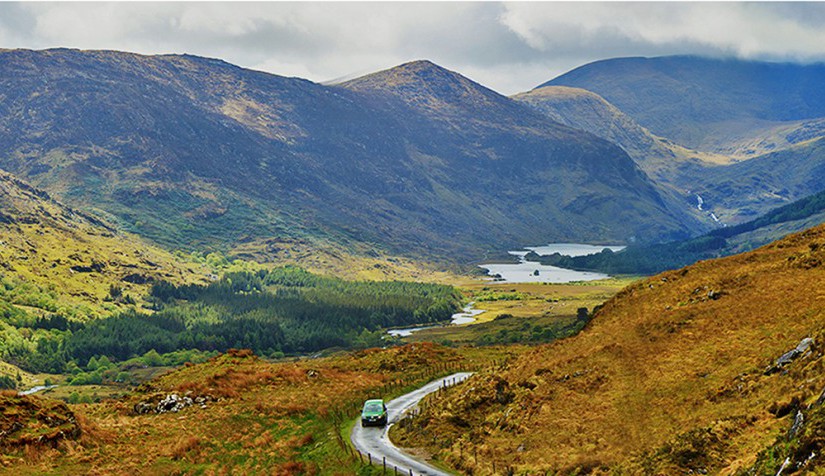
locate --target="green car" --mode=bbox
[361,399,388,427]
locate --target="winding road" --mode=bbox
[351,372,473,476]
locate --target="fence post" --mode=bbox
[383,456,387,474]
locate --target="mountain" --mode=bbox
[0,50,704,261]
[395,222,825,474]
[692,136,825,223]
[512,85,730,182]
[542,55,825,155]
[335,60,705,244]
[512,85,732,228]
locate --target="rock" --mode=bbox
[133,402,155,414]
[135,392,217,415]
[789,410,805,439]
[765,338,814,374]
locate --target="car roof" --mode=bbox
[364,399,384,404]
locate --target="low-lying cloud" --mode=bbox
[1,2,824,95]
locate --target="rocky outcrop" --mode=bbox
[765,338,814,375]
[0,394,81,448]
[133,392,218,415]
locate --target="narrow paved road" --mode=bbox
[351,372,473,476]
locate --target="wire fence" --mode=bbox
[326,357,515,475]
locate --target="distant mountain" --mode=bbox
[0,50,704,261]
[543,56,825,155]
[512,85,729,179]
[512,85,731,228]
[692,136,825,223]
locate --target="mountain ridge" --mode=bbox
[0,48,704,262]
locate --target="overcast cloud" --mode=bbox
[1,2,825,94]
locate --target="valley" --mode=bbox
[3,46,825,476]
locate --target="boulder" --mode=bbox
[765,338,815,374]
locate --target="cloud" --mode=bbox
[2,2,825,95]
[500,2,825,63]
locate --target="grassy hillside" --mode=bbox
[0,343,515,474]
[394,223,825,474]
[0,170,210,316]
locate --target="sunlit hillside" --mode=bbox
[0,343,518,474]
[0,170,210,317]
[395,223,825,474]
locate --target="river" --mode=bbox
[387,302,485,338]
[18,384,58,396]
[479,243,625,284]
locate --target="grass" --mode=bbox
[405,278,635,346]
[392,224,825,474]
[0,343,501,475]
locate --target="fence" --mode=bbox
[328,356,515,475]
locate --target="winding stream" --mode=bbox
[387,302,485,338]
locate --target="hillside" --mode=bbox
[512,85,732,229]
[543,55,825,154]
[0,344,509,474]
[512,85,731,180]
[0,170,218,378]
[0,49,704,263]
[395,223,825,474]
[337,60,704,244]
[693,137,825,223]
[526,187,825,276]
[0,170,466,375]
[0,170,209,315]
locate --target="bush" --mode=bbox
[0,375,16,390]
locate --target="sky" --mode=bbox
[2,2,825,95]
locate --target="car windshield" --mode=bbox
[364,402,383,413]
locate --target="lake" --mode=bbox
[479,243,625,284]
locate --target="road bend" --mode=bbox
[350,372,473,476]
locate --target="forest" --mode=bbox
[0,266,462,378]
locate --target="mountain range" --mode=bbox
[538,55,825,227]
[0,49,823,270]
[0,49,705,265]
[543,55,825,156]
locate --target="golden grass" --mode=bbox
[407,278,634,345]
[0,343,487,475]
[395,224,825,474]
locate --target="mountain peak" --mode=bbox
[338,58,513,118]
[340,59,468,91]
